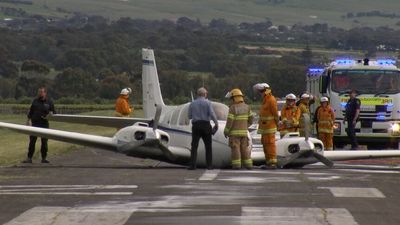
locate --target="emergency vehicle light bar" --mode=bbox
[307,68,324,76]
[334,59,355,65]
[376,59,396,65]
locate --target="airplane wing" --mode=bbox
[0,122,117,151]
[324,150,400,161]
[0,121,190,165]
[49,114,152,128]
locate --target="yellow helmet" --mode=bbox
[231,88,243,97]
[225,88,244,98]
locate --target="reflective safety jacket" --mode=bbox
[224,102,253,137]
[298,102,310,129]
[257,93,279,134]
[317,105,335,134]
[115,95,132,117]
[280,104,301,134]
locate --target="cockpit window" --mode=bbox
[179,104,190,125]
[178,102,229,125]
[211,102,229,121]
[171,108,180,125]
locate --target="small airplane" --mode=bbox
[1,48,400,169]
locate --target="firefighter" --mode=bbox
[115,88,133,117]
[224,88,254,169]
[298,93,312,137]
[253,83,279,169]
[316,97,335,150]
[280,93,301,137]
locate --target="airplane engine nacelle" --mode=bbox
[114,124,170,146]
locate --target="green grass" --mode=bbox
[1,0,399,28]
[0,109,144,166]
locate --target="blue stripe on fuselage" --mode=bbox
[142,59,154,65]
[158,125,191,135]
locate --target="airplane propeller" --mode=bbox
[278,114,334,168]
[152,104,177,161]
[152,104,162,131]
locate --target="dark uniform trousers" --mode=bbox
[28,121,49,159]
[346,119,358,149]
[190,121,212,168]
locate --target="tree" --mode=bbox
[15,76,52,99]
[99,73,131,99]
[0,59,18,78]
[21,60,50,77]
[0,78,16,99]
[53,68,98,98]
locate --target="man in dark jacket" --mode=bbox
[23,87,56,163]
[344,89,361,150]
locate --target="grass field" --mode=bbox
[1,0,400,28]
[0,109,143,166]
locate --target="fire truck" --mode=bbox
[307,58,400,149]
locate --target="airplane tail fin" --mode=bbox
[142,48,165,118]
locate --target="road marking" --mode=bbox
[0,185,137,196]
[199,169,220,181]
[0,185,138,188]
[223,170,301,175]
[4,206,133,225]
[241,207,359,225]
[218,176,299,183]
[307,176,342,181]
[335,169,400,174]
[0,192,133,195]
[334,163,400,169]
[319,187,385,198]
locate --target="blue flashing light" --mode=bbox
[376,115,386,121]
[377,59,396,66]
[307,68,324,76]
[335,59,355,65]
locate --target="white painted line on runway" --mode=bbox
[0,192,133,195]
[319,187,385,198]
[219,176,299,183]
[307,176,342,181]
[0,185,137,195]
[335,169,400,174]
[223,170,301,175]
[199,169,220,181]
[0,185,138,188]
[241,207,359,225]
[334,163,400,169]
[4,206,133,225]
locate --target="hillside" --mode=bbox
[1,0,400,28]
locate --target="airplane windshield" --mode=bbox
[331,70,400,94]
[211,102,229,121]
[178,102,228,126]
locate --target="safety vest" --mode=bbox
[224,102,253,137]
[317,106,335,134]
[280,104,301,134]
[257,93,279,134]
[298,102,310,129]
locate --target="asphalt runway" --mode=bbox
[1,148,400,225]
